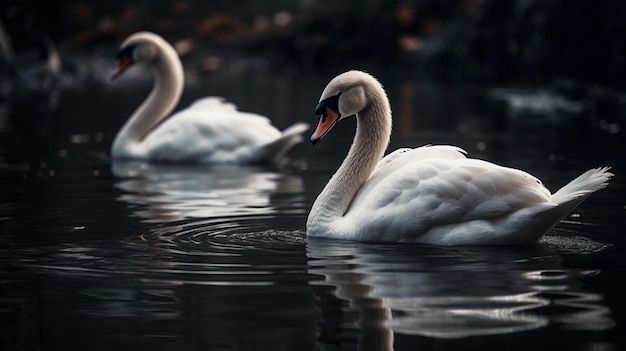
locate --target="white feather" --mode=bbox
[306,71,613,245]
[111,32,308,164]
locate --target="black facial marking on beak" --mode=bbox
[315,102,328,124]
[314,101,327,117]
[314,92,341,118]
[111,45,137,80]
[116,46,135,60]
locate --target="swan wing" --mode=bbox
[376,145,467,171]
[142,103,282,163]
[354,145,468,205]
[346,156,553,243]
[188,96,240,113]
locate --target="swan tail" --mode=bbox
[550,167,613,205]
[533,167,613,233]
[255,122,309,163]
[280,122,310,139]
[498,168,613,245]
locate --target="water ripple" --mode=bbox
[308,236,615,342]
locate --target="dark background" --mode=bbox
[2,2,626,351]
[3,0,626,87]
[2,0,625,175]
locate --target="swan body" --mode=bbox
[111,32,308,164]
[306,70,612,245]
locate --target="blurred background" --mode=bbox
[2,2,626,350]
[1,0,625,171]
[2,0,625,162]
[3,0,626,86]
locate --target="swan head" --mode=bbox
[111,32,162,80]
[311,70,378,144]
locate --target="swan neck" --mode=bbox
[310,95,391,228]
[112,42,184,158]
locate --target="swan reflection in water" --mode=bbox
[110,159,307,289]
[307,237,614,349]
[112,160,305,223]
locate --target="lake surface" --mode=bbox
[1,70,625,350]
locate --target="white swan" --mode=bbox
[306,70,613,245]
[111,32,308,164]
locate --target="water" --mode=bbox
[1,71,625,350]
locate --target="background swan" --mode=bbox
[111,32,308,164]
[307,70,612,245]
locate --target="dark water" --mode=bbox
[1,71,625,351]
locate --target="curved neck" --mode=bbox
[309,90,392,229]
[112,43,184,158]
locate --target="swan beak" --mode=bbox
[111,48,134,80]
[311,95,341,145]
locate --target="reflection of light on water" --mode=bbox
[129,222,306,287]
[386,292,549,338]
[14,161,307,290]
[308,238,614,346]
[108,161,308,287]
[23,216,307,289]
[112,161,304,223]
[551,291,614,331]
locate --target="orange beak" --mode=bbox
[311,107,340,144]
[311,94,341,145]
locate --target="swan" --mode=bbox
[306,70,612,245]
[110,32,308,164]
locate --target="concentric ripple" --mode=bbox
[142,214,308,255]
